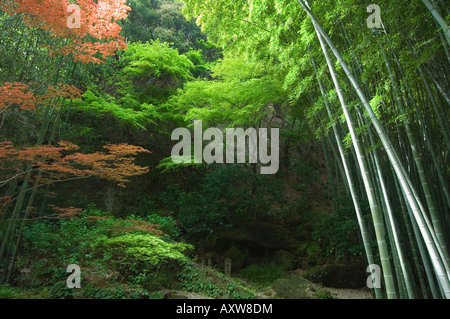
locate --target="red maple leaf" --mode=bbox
[2,0,131,64]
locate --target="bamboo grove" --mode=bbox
[180,0,450,299]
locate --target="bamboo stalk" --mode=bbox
[297,0,450,297]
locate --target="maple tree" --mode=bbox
[0,82,36,113]
[48,205,83,219]
[0,81,83,116]
[1,0,131,64]
[37,83,84,105]
[0,141,151,188]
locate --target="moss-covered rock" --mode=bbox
[272,278,309,299]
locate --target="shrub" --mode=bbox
[312,196,368,258]
[18,206,193,297]
[177,261,256,299]
[95,233,193,282]
[274,250,297,271]
[239,264,285,286]
[126,213,181,238]
[297,241,323,265]
[0,285,21,299]
[146,213,180,238]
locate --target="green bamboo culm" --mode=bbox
[297,0,450,298]
[310,54,383,299]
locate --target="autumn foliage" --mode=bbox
[36,83,84,107]
[0,81,84,115]
[48,205,83,219]
[1,0,131,64]
[0,82,36,112]
[86,215,164,236]
[0,141,151,187]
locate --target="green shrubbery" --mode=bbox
[160,165,287,238]
[12,205,192,298]
[312,196,368,259]
[239,264,285,286]
[97,233,192,281]
[177,261,256,299]
[297,241,323,265]
[0,284,47,299]
[8,205,265,299]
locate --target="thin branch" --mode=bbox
[10,174,93,203]
[5,214,66,221]
[0,169,36,187]
[31,54,71,94]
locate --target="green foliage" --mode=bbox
[184,49,212,78]
[3,0,448,301]
[122,0,208,54]
[0,285,19,299]
[72,90,159,130]
[312,196,366,258]
[120,195,181,238]
[146,214,180,238]
[274,250,297,271]
[96,233,193,279]
[157,156,203,173]
[165,53,289,127]
[0,284,44,299]
[239,264,285,286]
[272,278,309,299]
[161,185,228,237]
[121,41,194,82]
[80,283,151,299]
[298,241,323,265]
[160,165,286,237]
[177,261,256,298]
[313,287,333,299]
[23,209,115,265]
[17,206,193,297]
[295,161,319,182]
[68,39,198,144]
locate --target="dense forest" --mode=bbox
[0,0,449,301]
